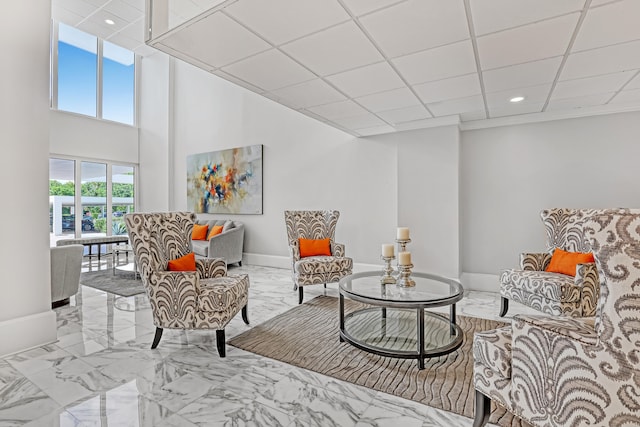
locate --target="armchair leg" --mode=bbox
[216,329,226,357]
[151,327,163,349]
[499,297,509,317]
[473,390,491,427]
[324,283,326,288]
[242,304,249,324]
[238,261,242,267]
[293,284,298,291]
[298,286,304,304]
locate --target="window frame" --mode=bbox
[50,20,138,127]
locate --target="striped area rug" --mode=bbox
[229,295,526,427]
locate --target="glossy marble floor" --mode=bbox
[0,264,540,427]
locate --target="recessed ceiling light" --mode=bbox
[510,96,525,103]
[105,19,115,25]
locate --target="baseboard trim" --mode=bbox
[460,272,499,293]
[0,310,57,357]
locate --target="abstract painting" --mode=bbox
[187,144,263,214]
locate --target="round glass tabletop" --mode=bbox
[339,270,464,308]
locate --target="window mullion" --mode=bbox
[51,20,59,109]
[97,38,103,119]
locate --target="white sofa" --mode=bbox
[50,244,83,308]
[191,219,244,266]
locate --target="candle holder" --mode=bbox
[397,263,416,288]
[380,255,397,285]
[395,238,411,276]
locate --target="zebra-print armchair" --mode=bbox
[125,212,249,357]
[284,210,353,304]
[473,209,640,427]
[499,208,600,317]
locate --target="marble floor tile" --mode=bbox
[0,263,534,426]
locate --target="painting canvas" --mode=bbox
[187,144,263,214]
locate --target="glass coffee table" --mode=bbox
[339,271,464,369]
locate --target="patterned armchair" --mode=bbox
[473,209,640,427]
[284,210,353,304]
[125,212,249,357]
[499,208,599,317]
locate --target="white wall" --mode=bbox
[368,126,461,278]
[50,110,138,163]
[138,52,171,212]
[0,0,57,356]
[168,61,397,265]
[461,111,640,287]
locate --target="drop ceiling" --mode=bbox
[53,0,640,136]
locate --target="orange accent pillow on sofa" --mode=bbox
[168,252,196,271]
[192,224,208,240]
[545,248,595,277]
[299,238,331,258]
[207,225,224,240]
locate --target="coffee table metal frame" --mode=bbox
[339,271,464,369]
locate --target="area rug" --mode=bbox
[229,295,527,427]
[80,269,145,297]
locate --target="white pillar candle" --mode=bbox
[398,251,411,265]
[397,227,410,240]
[382,244,394,257]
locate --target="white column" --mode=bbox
[53,197,63,236]
[396,125,461,278]
[0,0,57,356]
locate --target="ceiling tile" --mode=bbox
[342,0,405,17]
[121,0,144,12]
[307,100,369,120]
[55,0,97,18]
[359,0,469,58]
[355,87,421,112]
[460,110,487,121]
[609,88,640,104]
[486,84,552,108]
[427,95,485,117]
[546,92,614,110]
[160,12,271,68]
[625,73,640,90]
[222,49,315,91]
[392,40,477,85]
[83,0,109,7]
[169,1,202,20]
[118,17,145,42]
[477,13,579,70]
[270,79,346,108]
[225,0,350,45]
[561,39,640,80]
[470,0,584,36]
[106,32,141,50]
[53,8,85,26]
[573,0,640,52]
[333,113,387,129]
[281,21,383,76]
[490,102,544,117]
[376,105,431,124]
[413,74,481,104]
[103,0,144,22]
[86,9,131,31]
[77,20,117,39]
[483,57,562,93]
[590,0,619,6]
[553,71,635,100]
[326,62,405,98]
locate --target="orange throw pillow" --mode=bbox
[299,238,331,258]
[167,252,196,271]
[207,225,224,240]
[545,248,595,277]
[192,224,208,240]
